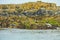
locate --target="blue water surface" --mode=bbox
[0,28,60,40]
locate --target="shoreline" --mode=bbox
[0,28,60,30]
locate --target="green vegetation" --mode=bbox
[0,1,60,29]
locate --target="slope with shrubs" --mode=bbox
[0,1,60,29]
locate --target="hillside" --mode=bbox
[0,1,60,29]
[0,1,58,12]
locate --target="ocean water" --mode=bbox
[0,28,60,40]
